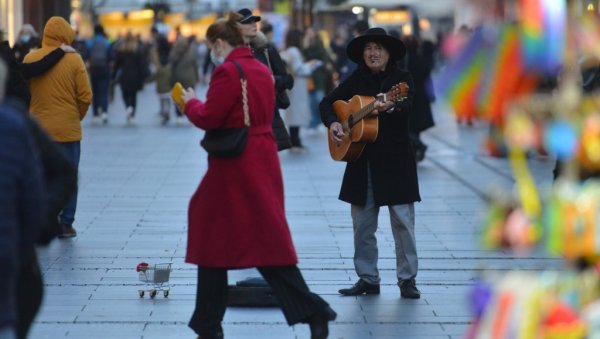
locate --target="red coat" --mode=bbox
[184,47,298,268]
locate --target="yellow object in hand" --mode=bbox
[171,82,185,112]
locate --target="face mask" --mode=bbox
[20,34,31,43]
[210,49,225,66]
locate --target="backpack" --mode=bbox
[89,38,108,68]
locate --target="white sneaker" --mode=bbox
[101,112,108,124]
[126,107,134,125]
[91,116,100,125]
[175,116,185,125]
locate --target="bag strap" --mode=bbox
[263,49,273,73]
[231,60,250,127]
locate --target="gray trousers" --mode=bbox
[350,173,418,284]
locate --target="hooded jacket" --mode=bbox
[24,16,92,142]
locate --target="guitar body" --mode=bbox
[329,95,379,162]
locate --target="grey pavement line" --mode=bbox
[426,156,492,201]
[426,131,516,183]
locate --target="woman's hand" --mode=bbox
[330,122,345,142]
[60,43,76,53]
[182,87,197,104]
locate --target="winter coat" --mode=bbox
[319,64,421,207]
[250,32,294,109]
[151,63,172,94]
[404,43,435,133]
[0,40,65,107]
[23,17,92,142]
[0,104,45,330]
[183,46,298,268]
[250,32,293,151]
[280,46,312,127]
[113,49,146,92]
[169,36,198,88]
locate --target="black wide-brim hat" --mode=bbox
[346,27,406,64]
[238,8,261,24]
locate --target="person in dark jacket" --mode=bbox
[12,24,41,62]
[113,33,146,124]
[403,35,435,162]
[85,24,112,124]
[320,27,422,299]
[238,7,293,151]
[0,40,73,107]
[0,61,46,339]
[1,37,77,339]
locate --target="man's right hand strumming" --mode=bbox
[330,122,344,142]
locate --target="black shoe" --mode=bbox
[399,279,420,299]
[308,305,337,339]
[338,280,380,296]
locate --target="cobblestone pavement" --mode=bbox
[31,83,560,338]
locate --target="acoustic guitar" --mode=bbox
[329,82,409,162]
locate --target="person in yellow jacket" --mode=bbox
[24,16,92,238]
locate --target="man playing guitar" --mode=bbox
[319,27,422,299]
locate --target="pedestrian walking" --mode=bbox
[2,36,78,339]
[238,7,293,151]
[302,27,334,132]
[23,16,92,239]
[402,34,436,162]
[319,27,422,299]
[280,29,321,152]
[170,28,199,125]
[180,13,336,339]
[149,26,172,124]
[0,60,47,339]
[12,24,41,62]
[85,24,112,124]
[113,32,146,125]
[0,39,73,107]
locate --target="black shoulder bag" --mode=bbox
[200,61,250,157]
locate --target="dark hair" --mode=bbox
[285,29,303,49]
[260,21,273,35]
[94,24,105,36]
[352,20,369,35]
[206,12,245,47]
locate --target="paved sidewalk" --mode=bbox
[31,84,561,339]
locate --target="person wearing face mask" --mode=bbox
[319,28,422,299]
[180,12,336,339]
[13,24,41,63]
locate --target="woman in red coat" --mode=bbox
[181,13,336,339]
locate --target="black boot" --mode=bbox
[338,280,380,296]
[399,279,420,299]
[307,305,337,339]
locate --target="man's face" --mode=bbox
[240,21,258,42]
[363,42,390,72]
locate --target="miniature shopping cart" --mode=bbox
[137,262,171,298]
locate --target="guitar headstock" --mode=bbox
[387,82,409,101]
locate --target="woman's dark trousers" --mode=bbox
[189,265,328,337]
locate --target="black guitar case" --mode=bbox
[227,277,279,307]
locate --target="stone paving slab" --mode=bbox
[31,84,562,338]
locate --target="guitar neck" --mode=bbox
[348,93,393,128]
[350,102,377,127]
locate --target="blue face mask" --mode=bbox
[20,34,31,43]
[210,50,225,66]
